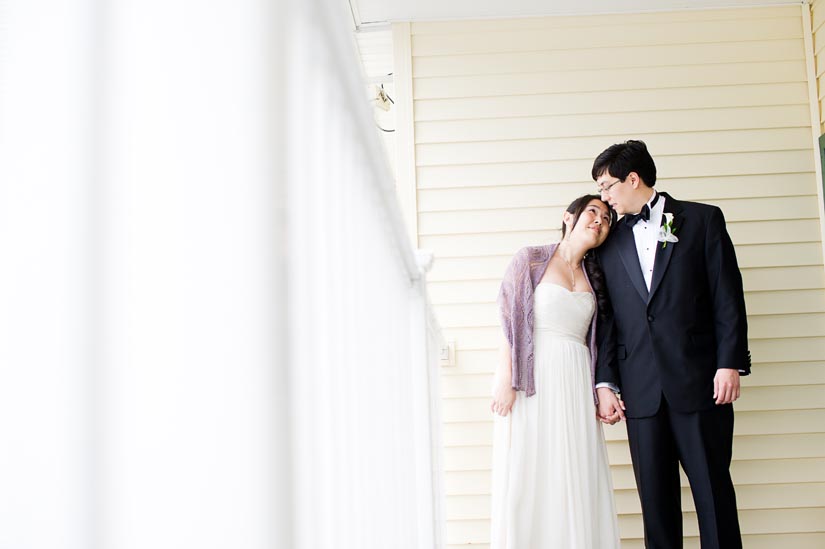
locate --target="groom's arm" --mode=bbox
[704,206,751,375]
[596,310,625,422]
[594,248,621,392]
[596,310,621,390]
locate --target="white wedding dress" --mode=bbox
[491,283,621,548]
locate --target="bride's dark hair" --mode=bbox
[560,194,617,321]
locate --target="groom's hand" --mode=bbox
[596,387,625,425]
[713,368,741,405]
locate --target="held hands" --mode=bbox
[713,369,741,405]
[596,387,626,425]
[491,381,517,417]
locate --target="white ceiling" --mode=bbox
[350,0,801,25]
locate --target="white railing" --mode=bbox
[285,1,444,548]
[0,0,443,547]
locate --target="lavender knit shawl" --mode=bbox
[497,243,599,401]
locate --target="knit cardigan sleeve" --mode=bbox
[497,247,536,395]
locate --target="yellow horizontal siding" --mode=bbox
[622,532,825,549]
[446,483,825,521]
[415,83,809,121]
[399,4,825,546]
[414,61,806,99]
[411,6,802,35]
[417,150,814,188]
[620,508,825,537]
[448,533,825,549]
[416,105,811,143]
[444,510,825,545]
[413,40,804,77]
[812,0,825,33]
[415,129,813,166]
[411,17,802,56]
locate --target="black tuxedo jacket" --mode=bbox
[596,193,751,418]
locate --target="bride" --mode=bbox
[490,194,622,548]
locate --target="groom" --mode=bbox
[592,140,750,548]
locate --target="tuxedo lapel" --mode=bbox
[648,193,685,303]
[615,221,649,303]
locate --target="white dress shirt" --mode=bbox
[634,191,664,291]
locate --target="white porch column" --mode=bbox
[0,0,95,547]
[0,0,290,547]
[96,0,289,547]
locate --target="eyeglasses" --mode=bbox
[597,178,623,194]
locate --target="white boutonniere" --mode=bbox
[658,212,679,249]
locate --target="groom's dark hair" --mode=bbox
[591,139,657,187]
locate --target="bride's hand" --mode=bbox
[596,387,625,425]
[491,381,517,416]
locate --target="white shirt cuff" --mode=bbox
[595,382,620,394]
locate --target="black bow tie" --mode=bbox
[625,193,660,226]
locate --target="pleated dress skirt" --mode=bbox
[490,283,621,548]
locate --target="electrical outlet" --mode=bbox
[439,340,455,367]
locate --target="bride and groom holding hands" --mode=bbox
[491,140,751,548]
